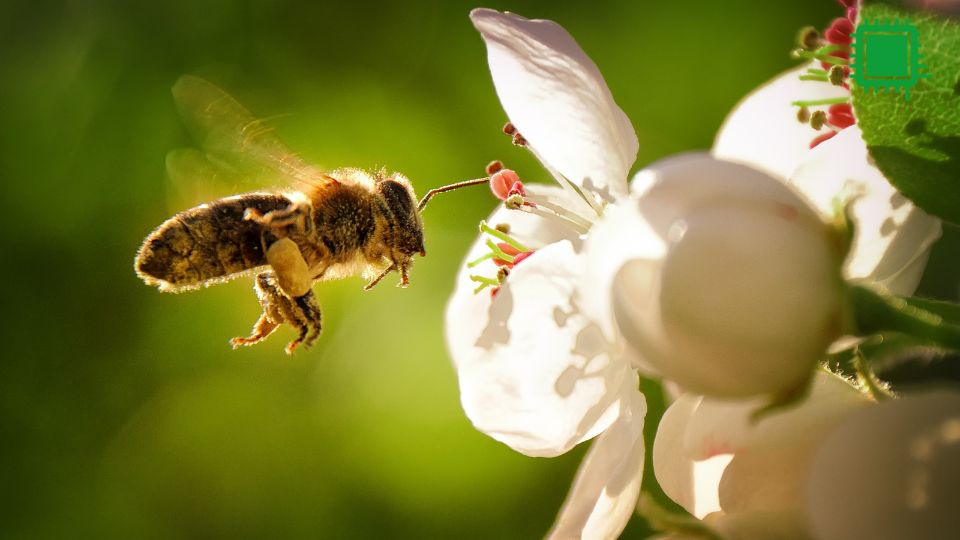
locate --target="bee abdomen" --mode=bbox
[135,193,292,292]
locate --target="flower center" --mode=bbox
[790,0,858,148]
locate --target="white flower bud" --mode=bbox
[612,155,846,397]
[807,389,960,540]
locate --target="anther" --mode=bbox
[505,193,524,210]
[502,122,517,135]
[810,110,828,130]
[797,106,811,123]
[512,133,528,147]
[486,160,504,175]
[797,26,821,51]
[495,223,511,234]
[829,65,847,86]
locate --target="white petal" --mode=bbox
[580,203,666,373]
[789,126,942,295]
[653,373,867,518]
[807,389,960,540]
[447,185,583,375]
[712,62,847,181]
[447,238,633,457]
[652,393,730,519]
[703,509,810,540]
[471,8,637,199]
[548,387,646,540]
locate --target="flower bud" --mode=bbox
[613,155,846,398]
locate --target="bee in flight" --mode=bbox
[135,76,486,353]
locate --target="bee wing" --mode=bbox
[171,75,335,192]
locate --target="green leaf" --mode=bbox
[851,1,960,224]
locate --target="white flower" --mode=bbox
[807,389,960,540]
[448,9,646,539]
[713,64,942,296]
[447,8,943,539]
[652,371,870,539]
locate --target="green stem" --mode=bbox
[800,74,829,81]
[850,285,960,351]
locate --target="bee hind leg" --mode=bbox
[230,271,322,354]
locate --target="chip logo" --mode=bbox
[850,18,929,100]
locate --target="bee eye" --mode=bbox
[379,179,415,217]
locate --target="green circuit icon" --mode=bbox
[850,18,928,101]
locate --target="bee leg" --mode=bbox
[244,200,312,233]
[230,271,322,354]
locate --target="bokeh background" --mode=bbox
[1,0,957,538]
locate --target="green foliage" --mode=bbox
[852,1,960,224]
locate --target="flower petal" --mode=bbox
[447,184,584,375]
[471,8,637,199]
[447,236,633,457]
[580,203,667,371]
[548,387,646,540]
[652,393,731,519]
[789,126,942,295]
[807,389,960,540]
[712,63,848,181]
[653,372,868,519]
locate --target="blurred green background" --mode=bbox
[1,0,957,538]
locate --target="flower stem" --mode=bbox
[850,285,960,351]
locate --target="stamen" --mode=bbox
[485,238,516,264]
[467,252,495,268]
[495,223,511,234]
[518,204,590,235]
[470,274,500,294]
[791,44,850,65]
[796,106,811,123]
[523,193,594,230]
[810,110,828,130]
[486,160,504,175]
[480,221,531,252]
[796,26,821,51]
[522,144,603,218]
[828,65,847,86]
[791,96,850,107]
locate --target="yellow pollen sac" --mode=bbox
[266,238,312,298]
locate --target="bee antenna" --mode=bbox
[417,177,490,213]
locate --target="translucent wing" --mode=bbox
[171,75,333,191]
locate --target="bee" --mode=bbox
[135,76,486,354]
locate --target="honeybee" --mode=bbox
[135,76,486,353]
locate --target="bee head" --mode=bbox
[377,174,426,260]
